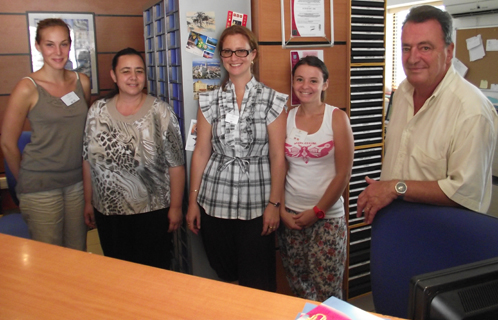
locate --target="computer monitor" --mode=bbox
[408,257,498,320]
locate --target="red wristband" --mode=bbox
[313,206,325,219]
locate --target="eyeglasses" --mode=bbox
[220,49,252,58]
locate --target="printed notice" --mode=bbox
[486,39,498,51]
[291,0,325,37]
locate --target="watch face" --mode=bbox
[396,182,407,194]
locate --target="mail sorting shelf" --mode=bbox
[348,225,372,299]
[350,66,385,148]
[348,147,383,227]
[348,0,386,301]
[143,0,189,274]
[351,0,386,64]
[346,147,381,299]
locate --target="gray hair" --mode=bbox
[403,5,453,46]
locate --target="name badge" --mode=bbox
[225,113,239,124]
[61,91,80,106]
[289,128,308,142]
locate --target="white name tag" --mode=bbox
[289,128,308,142]
[225,113,239,124]
[60,91,80,106]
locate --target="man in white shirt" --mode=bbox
[357,5,498,224]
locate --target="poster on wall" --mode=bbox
[27,12,99,94]
[290,50,324,106]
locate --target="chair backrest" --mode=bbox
[4,131,32,206]
[370,200,498,318]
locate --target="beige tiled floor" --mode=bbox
[86,228,103,255]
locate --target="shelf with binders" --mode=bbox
[143,0,188,274]
[349,224,372,293]
[346,0,386,301]
[348,146,383,227]
[348,233,372,298]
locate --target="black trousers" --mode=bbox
[200,207,276,292]
[94,208,173,269]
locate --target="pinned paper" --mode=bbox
[490,84,498,91]
[466,35,481,49]
[480,80,488,89]
[467,34,486,61]
[486,39,498,51]
[453,58,468,77]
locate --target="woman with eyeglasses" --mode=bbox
[186,25,288,292]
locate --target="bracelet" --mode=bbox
[268,200,281,208]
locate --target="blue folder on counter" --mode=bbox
[297,296,386,320]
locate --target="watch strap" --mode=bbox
[313,206,325,219]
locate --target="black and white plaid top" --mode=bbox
[197,77,288,220]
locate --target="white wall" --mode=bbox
[387,0,498,28]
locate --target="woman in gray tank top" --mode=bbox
[1,18,91,250]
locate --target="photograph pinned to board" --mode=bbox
[226,11,247,27]
[186,11,215,33]
[186,31,218,58]
[185,119,198,151]
[27,12,99,94]
[290,50,324,106]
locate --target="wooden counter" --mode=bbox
[0,234,404,319]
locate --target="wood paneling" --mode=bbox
[95,16,145,52]
[252,0,348,43]
[0,56,32,95]
[2,0,151,15]
[0,15,29,54]
[97,53,114,91]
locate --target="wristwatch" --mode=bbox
[395,180,407,199]
[313,206,325,219]
[268,200,280,208]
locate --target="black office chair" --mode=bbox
[0,131,32,238]
[370,200,498,318]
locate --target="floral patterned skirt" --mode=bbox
[277,214,347,301]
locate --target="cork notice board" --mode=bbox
[455,27,498,88]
